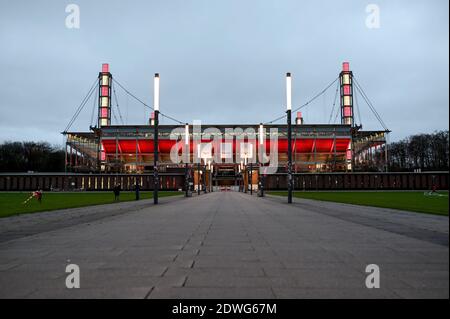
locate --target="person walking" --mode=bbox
[113,184,121,201]
[135,181,140,201]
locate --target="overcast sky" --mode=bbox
[0,0,448,145]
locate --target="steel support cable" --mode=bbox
[112,77,185,125]
[291,77,339,114]
[353,84,363,126]
[353,77,389,130]
[110,84,119,125]
[65,78,97,132]
[89,85,98,127]
[112,81,125,125]
[112,77,153,109]
[333,100,341,124]
[111,103,119,124]
[68,84,96,130]
[353,76,387,129]
[264,77,339,125]
[328,80,340,124]
[356,84,387,130]
[265,113,287,125]
[354,80,382,125]
[64,77,98,132]
[159,112,185,125]
[66,81,97,132]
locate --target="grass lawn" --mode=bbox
[0,191,182,218]
[268,191,449,216]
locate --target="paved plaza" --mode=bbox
[0,192,448,298]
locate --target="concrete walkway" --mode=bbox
[0,192,448,298]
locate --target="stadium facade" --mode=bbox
[63,63,389,189]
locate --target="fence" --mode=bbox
[0,171,448,191]
[264,172,449,190]
[0,173,185,191]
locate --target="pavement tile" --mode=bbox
[0,192,447,298]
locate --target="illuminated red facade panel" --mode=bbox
[98,63,112,128]
[101,86,109,96]
[346,149,352,160]
[101,138,351,156]
[344,107,352,117]
[343,85,351,95]
[342,62,350,72]
[340,61,353,128]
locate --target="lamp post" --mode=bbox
[153,73,160,205]
[211,163,214,192]
[244,155,248,193]
[250,162,253,195]
[204,165,207,193]
[197,160,201,195]
[286,72,293,204]
[249,145,253,195]
[239,160,243,192]
[207,160,212,193]
[185,123,189,197]
[259,123,265,197]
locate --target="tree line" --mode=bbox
[388,130,449,171]
[0,131,448,173]
[0,141,65,172]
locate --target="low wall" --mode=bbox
[0,173,185,191]
[264,171,449,190]
[0,171,448,191]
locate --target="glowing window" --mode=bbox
[344,106,352,117]
[101,86,109,96]
[101,108,108,117]
[343,96,351,106]
[100,119,108,126]
[346,150,352,160]
[197,143,212,159]
[342,74,351,85]
[343,85,351,95]
[343,62,350,72]
[102,75,109,86]
[101,97,109,107]
[220,143,233,159]
[240,143,253,159]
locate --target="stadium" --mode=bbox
[60,62,391,191]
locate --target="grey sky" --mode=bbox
[0,0,448,145]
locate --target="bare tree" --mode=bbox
[387,130,449,171]
[0,141,65,172]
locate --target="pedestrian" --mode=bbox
[135,182,140,201]
[113,184,121,201]
[23,189,42,205]
[35,189,42,204]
